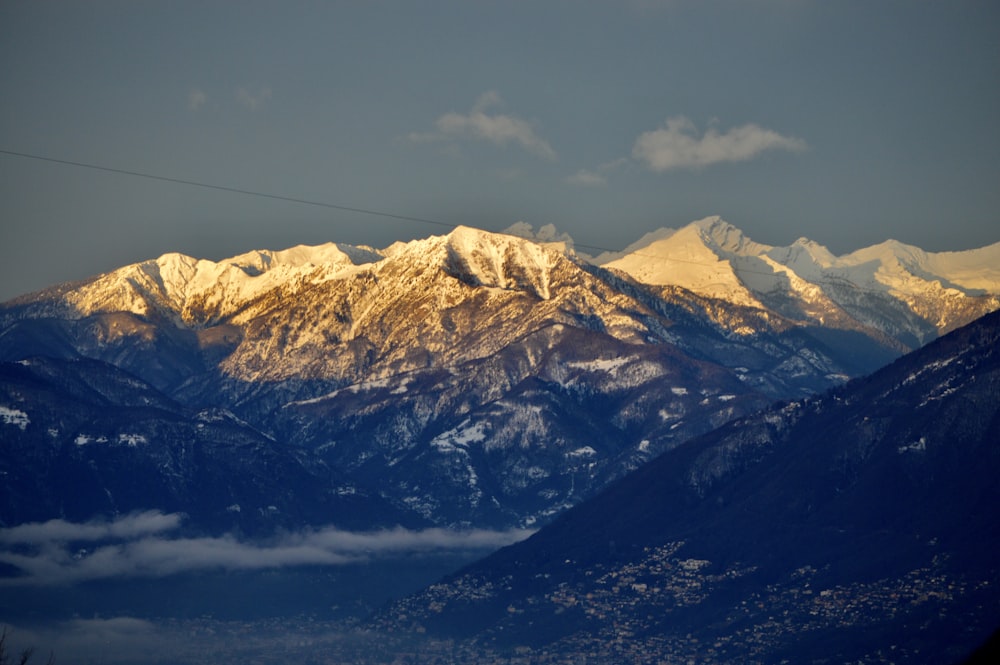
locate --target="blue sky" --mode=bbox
[1,1,998,301]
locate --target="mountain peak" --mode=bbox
[58,241,385,326]
[767,237,837,274]
[597,219,761,306]
[845,238,928,267]
[503,221,574,248]
[596,218,999,345]
[223,242,382,275]
[442,226,563,297]
[690,216,772,257]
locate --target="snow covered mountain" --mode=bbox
[1,221,997,531]
[598,216,1000,348]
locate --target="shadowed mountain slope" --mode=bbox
[374,309,1000,663]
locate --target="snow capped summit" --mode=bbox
[690,215,769,256]
[598,217,762,307]
[3,219,995,353]
[58,242,383,326]
[2,218,997,532]
[442,225,563,298]
[598,217,1000,346]
[225,242,382,275]
[839,238,1000,296]
[766,238,837,276]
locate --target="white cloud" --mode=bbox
[236,86,272,111]
[565,169,607,187]
[0,512,533,586]
[409,91,556,160]
[188,89,207,111]
[632,116,807,171]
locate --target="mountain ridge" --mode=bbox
[372,309,1000,663]
[1,219,997,531]
[7,218,998,336]
[598,216,1000,346]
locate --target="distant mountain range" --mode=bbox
[1,219,998,532]
[371,309,1000,664]
[593,217,1000,350]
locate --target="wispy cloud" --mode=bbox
[0,512,532,586]
[565,169,607,187]
[409,91,556,160]
[565,157,630,188]
[632,116,807,171]
[188,88,207,111]
[236,86,272,111]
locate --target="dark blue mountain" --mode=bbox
[0,356,422,534]
[373,310,1000,664]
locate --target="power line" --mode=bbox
[0,148,456,232]
[0,147,645,257]
[0,147,873,293]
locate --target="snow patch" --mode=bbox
[525,466,549,480]
[296,375,415,405]
[391,377,414,394]
[432,420,488,452]
[356,377,392,392]
[919,383,961,407]
[0,406,29,430]
[902,356,958,386]
[567,357,630,374]
[659,408,683,422]
[117,433,148,447]
[897,437,927,454]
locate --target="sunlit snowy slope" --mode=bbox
[1,220,997,530]
[598,216,1000,347]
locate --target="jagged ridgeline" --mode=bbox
[1,219,998,531]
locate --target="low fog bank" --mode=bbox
[0,512,533,663]
[0,511,532,586]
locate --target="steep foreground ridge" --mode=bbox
[369,309,1000,663]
